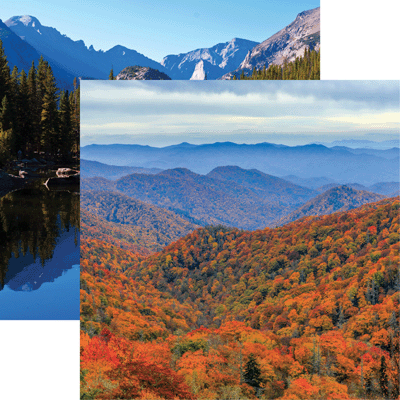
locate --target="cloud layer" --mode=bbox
[81,81,399,146]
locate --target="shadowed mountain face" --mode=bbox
[82,166,316,230]
[81,159,162,180]
[277,185,385,226]
[5,16,167,79]
[81,142,399,186]
[207,166,315,204]
[0,18,75,89]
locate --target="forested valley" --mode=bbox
[80,196,399,400]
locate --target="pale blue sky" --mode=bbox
[2,0,319,62]
[81,81,400,147]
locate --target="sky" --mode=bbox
[81,80,400,147]
[2,0,319,62]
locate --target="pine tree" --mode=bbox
[58,90,73,160]
[244,353,263,389]
[109,68,114,80]
[1,95,13,132]
[0,39,10,101]
[40,65,59,156]
[9,66,21,151]
[27,61,40,155]
[17,70,31,154]
[69,78,80,155]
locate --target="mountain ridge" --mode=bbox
[5,15,167,79]
[81,141,399,185]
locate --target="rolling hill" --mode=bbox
[81,142,399,185]
[80,197,400,399]
[81,190,200,253]
[277,185,385,226]
[81,159,162,180]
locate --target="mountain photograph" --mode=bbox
[1,3,320,80]
[79,80,399,399]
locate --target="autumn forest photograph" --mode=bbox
[79,81,399,400]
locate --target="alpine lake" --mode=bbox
[0,162,80,320]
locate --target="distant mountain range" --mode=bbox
[81,142,399,186]
[81,167,292,230]
[81,159,162,180]
[316,139,399,150]
[81,161,396,232]
[3,7,319,81]
[161,38,259,80]
[4,15,167,80]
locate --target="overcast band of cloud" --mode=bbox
[81,81,400,147]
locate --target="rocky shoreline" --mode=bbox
[0,160,80,198]
[0,170,27,198]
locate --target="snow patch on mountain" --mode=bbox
[221,7,320,79]
[190,60,206,80]
[162,37,259,80]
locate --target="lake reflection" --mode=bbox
[0,180,80,319]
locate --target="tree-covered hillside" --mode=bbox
[81,198,399,400]
[234,48,320,80]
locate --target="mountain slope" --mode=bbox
[161,37,259,80]
[81,142,400,185]
[277,185,385,226]
[0,18,75,89]
[81,159,162,180]
[222,7,320,79]
[80,197,400,399]
[5,15,167,79]
[81,190,200,253]
[114,168,285,230]
[206,165,315,205]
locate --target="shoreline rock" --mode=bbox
[0,169,27,198]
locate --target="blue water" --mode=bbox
[0,228,80,320]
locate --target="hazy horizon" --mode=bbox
[81,80,399,148]
[81,134,400,148]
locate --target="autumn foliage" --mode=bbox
[81,198,400,399]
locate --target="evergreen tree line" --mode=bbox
[0,40,80,166]
[234,47,320,80]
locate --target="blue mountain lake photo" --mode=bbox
[0,175,80,320]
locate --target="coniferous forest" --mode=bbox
[234,48,320,80]
[0,39,79,167]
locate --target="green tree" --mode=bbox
[27,61,40,154]
[69,78,80,154]
[0,39,10,101]
[244,353,263,390]
[109,68,114,80]
[40,65,59,155]
[58,90,73,160]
